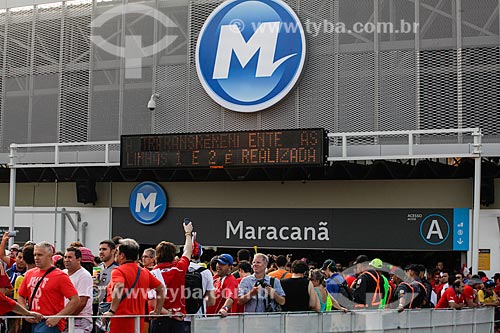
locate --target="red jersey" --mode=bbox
[206,274,238,315]
[462,285,476,304]
[18,267,78,332]
[0,292,16,315]
[155,256,190,315]
[435,287,464,309]
[345,275,356,289]
[107,263,161,333]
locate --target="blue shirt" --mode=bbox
[326,273,345,298]
[238,274,286,313]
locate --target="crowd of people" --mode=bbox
[0,222,498,333]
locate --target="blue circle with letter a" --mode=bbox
[129,181,167,225]
[420,214,450,245]
[196,0,306,112]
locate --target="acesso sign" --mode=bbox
[129,181,167,225]
[196,0,306,112]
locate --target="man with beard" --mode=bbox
[206,254,238,317]
[93,240,119,330]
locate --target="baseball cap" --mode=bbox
[79,247,94,263]
[216,254,233,266]
[467,277,483,286]
[10,244,20,252]
[191,241,203,258]
[405,264,421,273]
[52,254,62,265]
[354,255,369,265]
[369,258,383,269]
[321,259,335,271]
[484,280,495,289]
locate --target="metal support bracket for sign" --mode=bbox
[8,141,120,248]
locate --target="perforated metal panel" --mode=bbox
[155,64,188,133]
[0,12,5,149]
[296,1,335,131]
[184,0,222,133]
[462,47,500,142]
[379,50,416,132]
[338,52,376,143]
[59,1,92,143]
[419,49,458,136]
[6,9,33,78]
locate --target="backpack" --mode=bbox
[332,275,353,303]
[184,267,207,314]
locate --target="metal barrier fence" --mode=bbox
[191,308,495,333]
[0,308,495,333]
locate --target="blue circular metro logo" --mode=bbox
[196,0,306,112]
[129,181,167,225]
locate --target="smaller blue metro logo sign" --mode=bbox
[129,181,167,225]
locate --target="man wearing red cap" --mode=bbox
[63,247,93,333]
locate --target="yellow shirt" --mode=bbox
[13,274,24,300]
[478,289,498,304]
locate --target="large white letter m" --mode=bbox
[135,193,161,213]
[212,22,296,79]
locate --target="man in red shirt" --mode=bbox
[102,238,165,333]
[206,254,239,317]
[150,221,193,333]
[435,279,465,309]
[463,276,482,308]
[18,241,80,332]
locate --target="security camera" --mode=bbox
[147,93,159,111]
[147,98,156,111]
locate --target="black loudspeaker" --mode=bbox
[480,177,495,206]
[76,179,97,204]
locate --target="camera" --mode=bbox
[254,279,269,288]
[147,98,156,111]
[147,93,159,111]
[7,230,17,237]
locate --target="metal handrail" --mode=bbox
[9,140,120,169]
[327,127,482,161]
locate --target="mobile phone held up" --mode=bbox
[7,230,17,237]
[183,218,191,225]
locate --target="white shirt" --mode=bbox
[64,267,93,317]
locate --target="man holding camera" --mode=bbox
[206,254,238,317]
[238,253,285,312]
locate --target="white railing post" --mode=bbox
[67,316,75,333]
[8,144,17,248]
[134,316,141,333]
